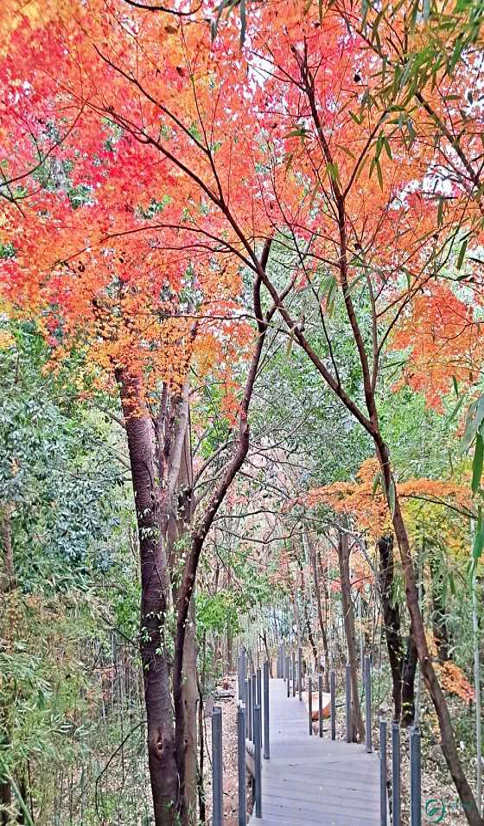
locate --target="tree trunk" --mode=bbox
[430,556,450,662]
[261,631,273,678]
[338,531,365,742]
[312,546,330,690]
[401,629,418,727]
[297,558,318,669]
[197,633,207,824]
[377,535,403,721]
[117,370,178,826]
[182,599,199,822]
[167,419,199,824]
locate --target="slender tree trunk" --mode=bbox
[377,535,403,721]
[297,557,318,669]
[172,264,273,820]
[167,421,199,824]
[430,556,450,662]
[182,599,198,822]
[261,632,273,678]
[401,630,418,727]
[338,531,365,742]
[312,546,330,690]
[117,370,178,826]
[197,633,207,824]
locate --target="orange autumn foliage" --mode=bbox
[1,0,483,414]
[437,661,475,705]
[308,459,471,541]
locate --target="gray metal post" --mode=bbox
[308,676,313,735]
[245,679,249,737]
[318,674,323,738]
[380,719,387,826]
[237,704,246,826]
[257,667,262,708]
[248,678,253,742]
[263,661,270,759]
[365,656,372,753]
[286,656,290,697]
[298,647,303,701]
[212,707,223,826]
[410,726,421,826]
[292,651,296,697]
[251,673,257,742]
[392,721,401,826]
[345,663,352,743]
[254,706,262,818]
[237,654,243,703]
[330,669,336,741]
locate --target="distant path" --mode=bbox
[249,678,380,826]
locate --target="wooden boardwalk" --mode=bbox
[249,678,380,826]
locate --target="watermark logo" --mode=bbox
[425,799,446,823]
[425,798,472,822]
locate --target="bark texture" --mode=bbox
[338,531,365,742]
[118,370,178,826]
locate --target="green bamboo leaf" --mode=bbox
[387,477,396,516]
[473,506,484,559]
[456,238,468,270]
[472,432,484,494]
[371,470,382,497]
[459,396,484,454]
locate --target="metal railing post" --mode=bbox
[298,647,303,701]
[286,656,290,697]
[345,663,352,743]
[392,721,401,826]
[212,707,223,826]
[292,651,296,697]
[248,678,253,742]
[330,669,336,741]
[380,718,387,826]
[237,704,246,826]
[308,676,313,735]
[251,673,257,742]
[365,656,372,753]
[245,679,249,737]
[318,673,323,738]
[254,706,262,818]
[263,661,270,759]
[410,726,421,826]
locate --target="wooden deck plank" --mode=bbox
[248,678,380,826]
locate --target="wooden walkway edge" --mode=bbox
[249,678,381,826]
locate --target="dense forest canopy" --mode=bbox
[1,0,484,824]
